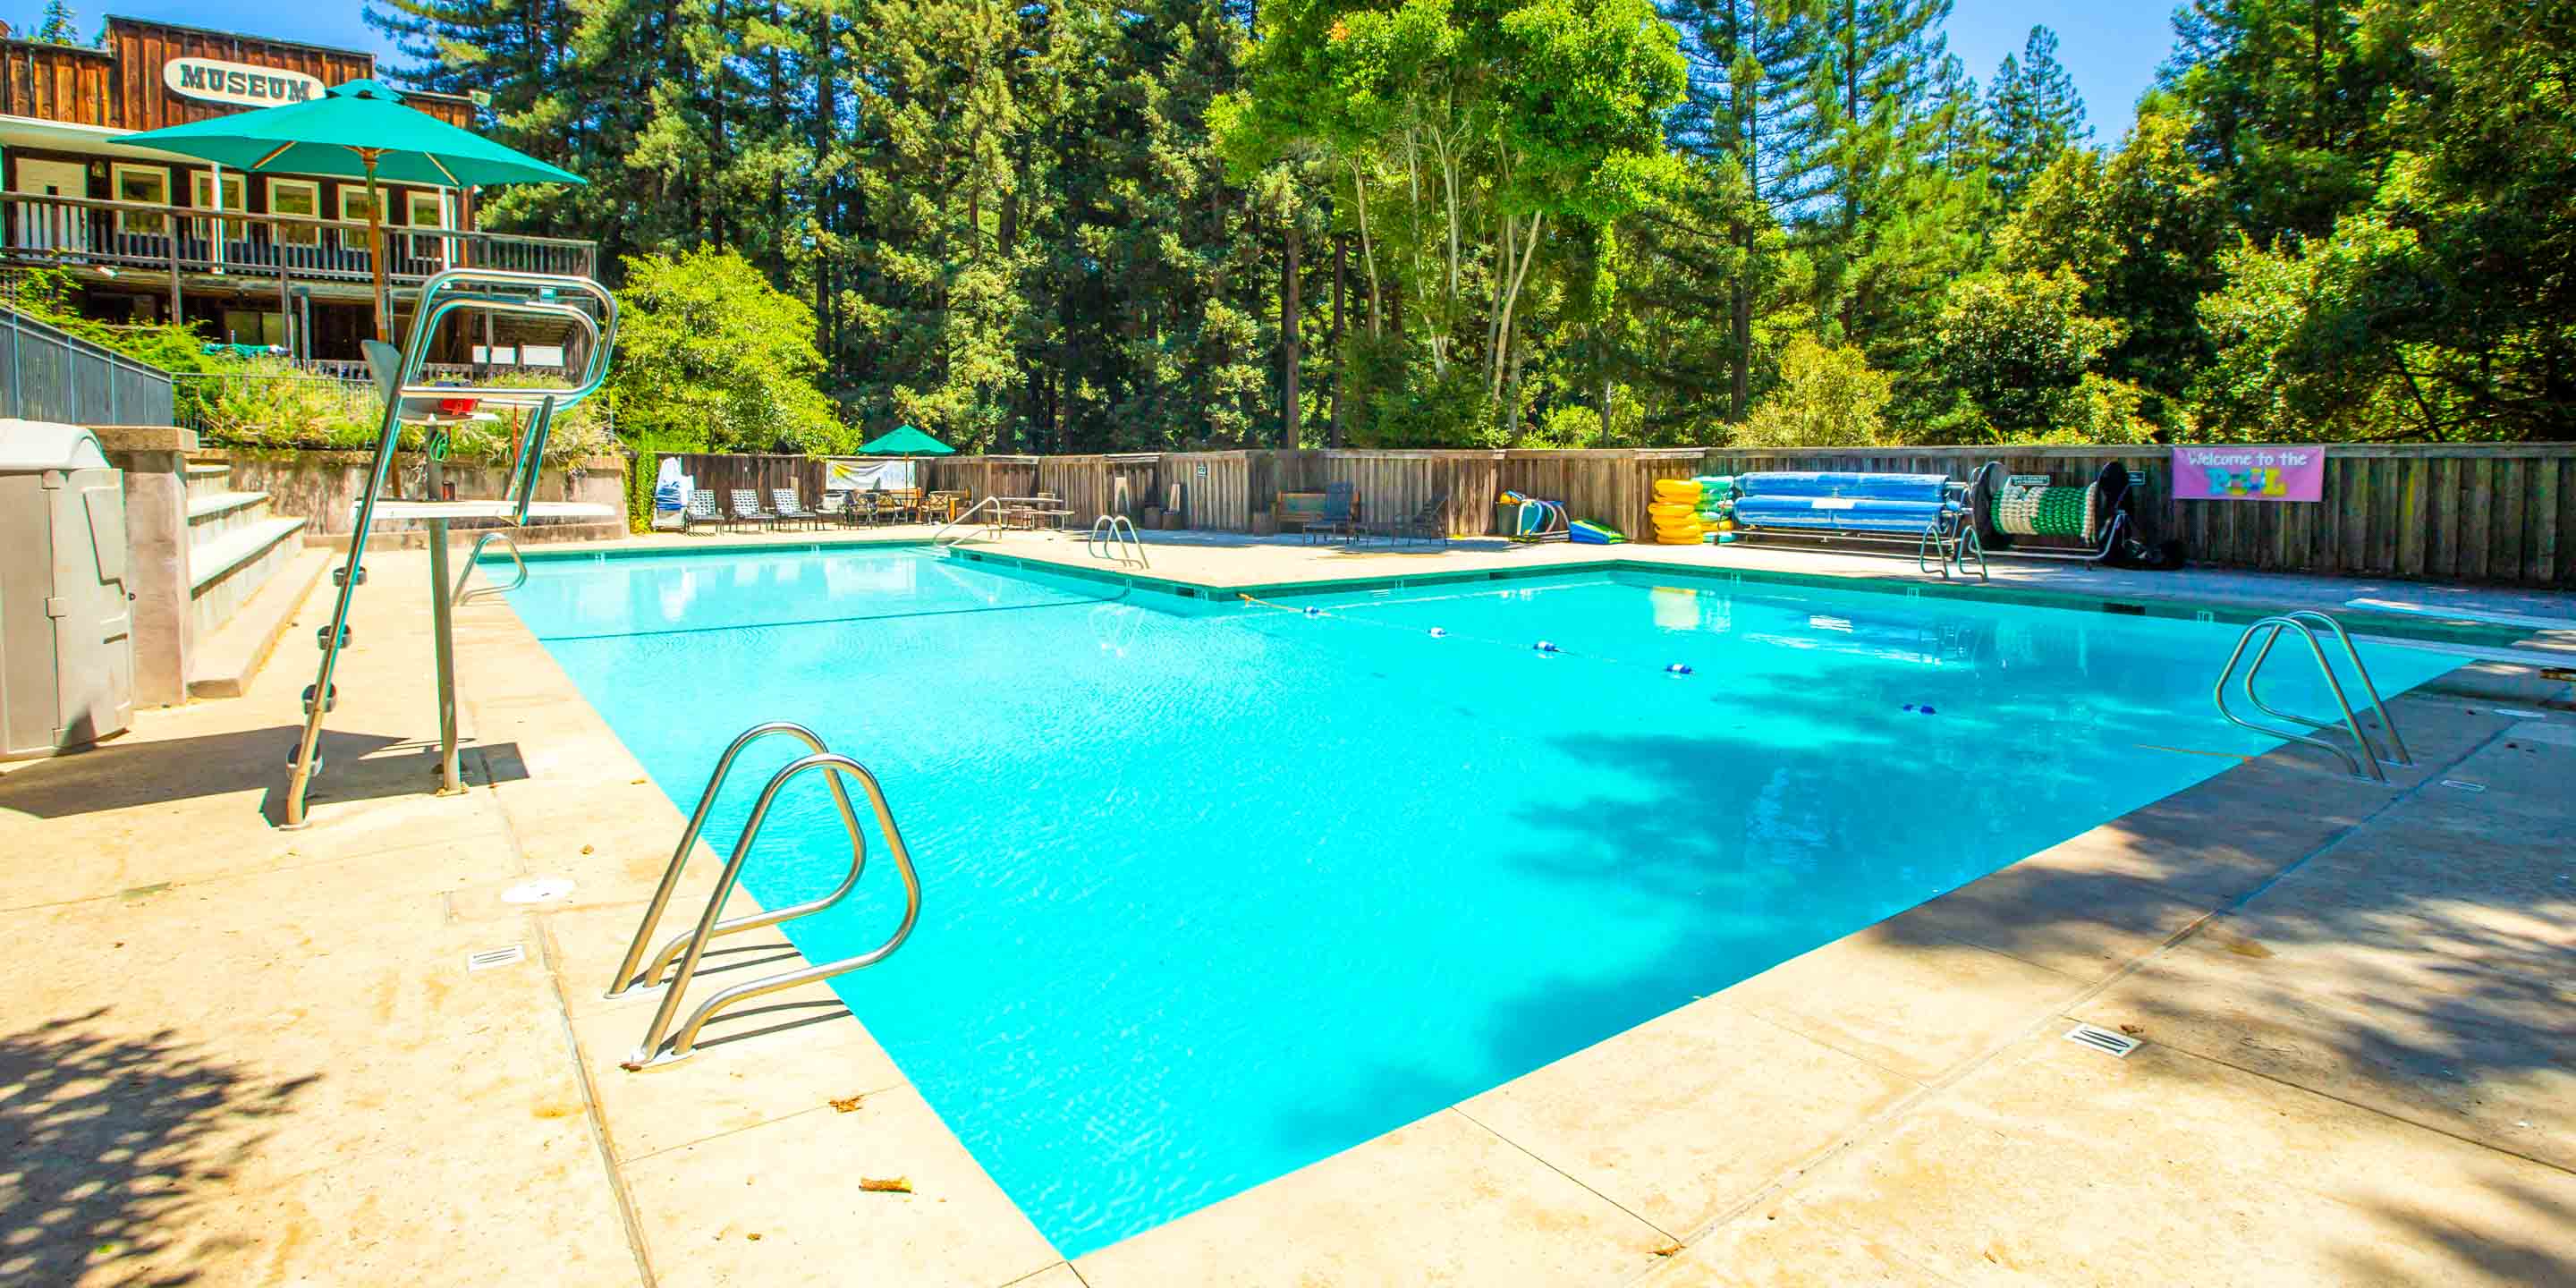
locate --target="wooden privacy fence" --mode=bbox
[652,443,2576,587]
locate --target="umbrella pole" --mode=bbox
[362,149,390,343]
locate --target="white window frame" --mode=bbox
[267,178,320,247]
[191,169,247,241]
[404,190,449,266]
[111,164,170,238]
[336,185,378,252]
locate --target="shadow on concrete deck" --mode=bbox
[0,726,530,826]
[0,1008,314,1286]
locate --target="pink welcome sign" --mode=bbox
[2171,445,2326,502]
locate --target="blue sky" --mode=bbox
[72,1,2182,138]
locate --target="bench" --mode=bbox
[1726,471,1986,579]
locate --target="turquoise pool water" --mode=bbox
[505,547,2458,1256]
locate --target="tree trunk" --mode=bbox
[1281,217,1302,450]
[1330,235,1346,446]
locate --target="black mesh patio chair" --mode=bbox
[728,488,780,529]
[681,489,724,534]
[772,487,819,530]
[1357,492,1451,548]
[1299,481,1360,544]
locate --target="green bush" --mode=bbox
[187,354,614,462]
[1733,338,1891,447]
[610,248,847,453]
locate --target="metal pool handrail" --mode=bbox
[2214,612,2410,782]
[452,530,528,605]
[1089,513,1148,568]
[612,724,921,1070]
[932,495,1003,546]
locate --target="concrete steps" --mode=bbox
[182,459,313,696]
[188,547,331,699]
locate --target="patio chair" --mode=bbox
[1299,481,1360,544]
[772,487,819,530]
[727,488,780,529]
[1358,492,1450,548]
[681,489,725,535]
[817,491,857,527]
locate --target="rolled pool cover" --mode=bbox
[1993,481,2098,538]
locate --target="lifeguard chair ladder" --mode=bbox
[281,268,618,826]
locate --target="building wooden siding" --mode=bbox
[2,20,474,131]
[656,443,2576,589]
[0,38,113,123]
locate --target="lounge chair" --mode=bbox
[1299,481,1360,544]
[681,489,725,534]
[772,487,819,530]
[1358,492,1450,548]
[728,488,780,530]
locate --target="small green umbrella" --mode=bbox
[857,424,956,455]
[119,80,584,343]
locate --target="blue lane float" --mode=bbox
[1665,663,1694,675]
[1534,640,1560,654]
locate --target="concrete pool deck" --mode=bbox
[3,528,2572,1285]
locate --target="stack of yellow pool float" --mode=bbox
[1648,478,1707,544]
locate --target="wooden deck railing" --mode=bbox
[0,191,596,297]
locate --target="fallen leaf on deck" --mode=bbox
[860,1176,912,1193]
[829,1095,864,1113]
[2226,937,2274,958]
[1651,1242,1682,1258]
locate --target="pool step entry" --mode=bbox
[280,269,618,827]
[2213,611,2412,783]
[1088,513,1149,569]
[606,721,922,1071]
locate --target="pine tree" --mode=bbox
[1659,0,1825,418]
[1985,24,2089,205]
[1803,0,1953,338]
[34,0,78,44]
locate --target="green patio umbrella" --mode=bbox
[118,80,584,343]
[857,424,955,455]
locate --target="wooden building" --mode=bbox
[0,17,594,361]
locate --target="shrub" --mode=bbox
[1733,338,1891,447]
[187,354,613,462]
[610,247,847,453]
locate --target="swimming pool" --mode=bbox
[506,545,2460,1256]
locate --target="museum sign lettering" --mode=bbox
[162,58,324,108]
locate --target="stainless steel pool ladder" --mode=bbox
[2214,612,2413,782]
[451,530,527,606]
[932,496,1003,546]
[606,721,922,1070]
[1088,513,1149,568]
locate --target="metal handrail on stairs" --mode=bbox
[2214,611,2413,782]
[1088,513,1149,568]
[608,721,922,1070]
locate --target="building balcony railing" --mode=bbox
[0,191,596,294]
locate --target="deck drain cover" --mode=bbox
[467,945,527,972]
[2064,1023,2141,1058]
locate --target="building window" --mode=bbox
[337,186,377,252]
[267,180,320,247]
[191,171,248,241]
[112,165,169,238]
[405,191,449,265]
[219,308,286,348]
